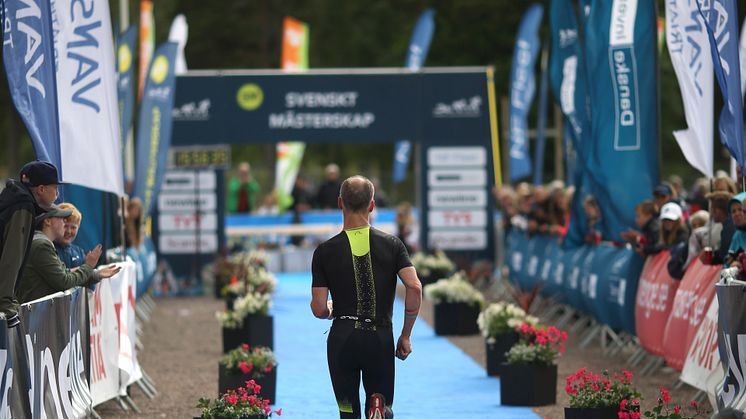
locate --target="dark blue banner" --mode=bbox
[699,1,744,170]
[1,0,62,173]
[133,42,179,216]
[532,47,549,186]
[508,4,543,181]
[583,0,658,240]
[393,8,435,184]
[117,26,137,165]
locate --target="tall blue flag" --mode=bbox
[584,0,659,240]
[393,8,435,184]
[133,42,179,216]
[117,26,137,163]
[699,1,744,170]
[508,4,543,182]
[532,47,549,186]
[1,0,62,174]
[549,0,592,247]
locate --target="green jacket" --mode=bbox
[227,177,260,213]
[17,232,97,303]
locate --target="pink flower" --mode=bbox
[254,384,262,394]
[225,394,239,405]
[689,400,698,408]
[239,361,253,374]
[275,408,283,416]
[264,365,273,373]
[242,343,250,351]
[674,405,681,414]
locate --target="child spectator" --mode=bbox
[54,203,86,268]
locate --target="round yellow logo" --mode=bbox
[236,84,264,111]
[118,44,132,73]
[150,55,169,84]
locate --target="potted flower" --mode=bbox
[219,344,278,402]
[196,379,282,418]
[477,302,538,376]
[564,368,640,419]
[423,271,485,335]
[411,251,455,285]
[217,292,273,352]
[618,387,708,419]
[222,266,277,310]
[500,323,567,406]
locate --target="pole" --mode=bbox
[121,197,127,261]
[119,0,129,32]
[500,95,511,184]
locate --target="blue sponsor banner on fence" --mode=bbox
[2,0,62,172]
[508,4,543,181]
[699,1,744,169]
[583,0,658,240]
[133,42,179,216]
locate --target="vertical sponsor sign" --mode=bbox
[137,0,154,100]
[583,0,658,240]
[508,4,543,181]
[276,16,309,211]
[51,0,124,196]
[117,26,138,182]
[532,47,549,186]
[133,42,179,216]
[168,14,188,75]
[393,8,435,184]
[666,0,714,177]
[698,1,744,170]
[2,0,62,171]
[110,261,141,393]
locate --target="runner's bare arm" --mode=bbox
[396,266,422,360]
[311,287,333,319]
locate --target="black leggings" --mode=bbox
[327,320,395,419]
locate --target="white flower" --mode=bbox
[423,271,484,306]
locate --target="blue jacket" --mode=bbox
[55,242,86,269]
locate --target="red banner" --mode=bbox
[661,257,721,370]
[634,251,680,356]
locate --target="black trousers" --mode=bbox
[327,320,395,419]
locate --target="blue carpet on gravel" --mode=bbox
[272,272,539,419]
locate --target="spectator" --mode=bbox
[546,187,570,237]
[371,177,389,208]
[0,161,61,327]
[54,203,86,268]
[125,197,143,248]
[396,202,415,254]
[227,162,260,213]
[726,192,746,263]
[713,175,738,195]
[706,191,736,265]
[668,175,687,202]
[290,175,314,246]
[686,177,710,213]
[658,202,689,279]
[622,200,659,257]
[583,195,602,245]
[316,163,342,209]
[17,204,121,303]
[652,183,674,212]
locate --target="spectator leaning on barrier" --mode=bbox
[583,195,603,245]
[698,191,733,266]
[659,202,689,279]
[620,200,660,256]
[227,162,260,214]
[725,192,746,265]
[17,204,121,304]
[54,203,86,268]
[0,161,62,327]
[125,196,144,248]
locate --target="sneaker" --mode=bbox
[367,393,393,419]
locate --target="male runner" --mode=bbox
[311,175,422,419]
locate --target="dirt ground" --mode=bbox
[95,291,706,419]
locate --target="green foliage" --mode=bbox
[220,344,276,379]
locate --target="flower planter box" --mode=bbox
[222,314,274,352]
[499,363,557,406]
[195,415,265,419]
[218,364,277,403]
[564,406,619,419]
[485,332,519,376]
[433,302,480,335]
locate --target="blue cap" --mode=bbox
[19,161,64,187]
[653,183,673,197]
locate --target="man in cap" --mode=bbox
[0,160,62,326]
[17,204,121,303]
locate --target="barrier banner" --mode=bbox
[110,261,142,393]
[20,289,91,418]
[524,236,551,291]
[538,237,563,297]
[715,283,746,411]
[563,246,590,312]
[662,258,721,371]
[508,4,543,181]
[634,252,680,356]
[0,321,32,417]
[584,0,659,240]
[583,244,617,324]
[681,298,722,404]
[507,230,529,289]
[89,280,119,406]
[608,248,644,334]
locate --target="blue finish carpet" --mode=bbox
[272,272,539,418]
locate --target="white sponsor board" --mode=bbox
[159,213,217,232]
[159,234,218,254]
[428,230,487,250]
[427,146,486,167]
[428,169,486,187]
[681,298,722,406]
[428,209,487,228]
[161,170,217,191]
[428,190,487,207]
[89,280,120,406]
[158,193,217,211]
[109,261,142,395]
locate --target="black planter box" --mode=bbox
[564,406,619,419]
[195,415,265,419]
[433,302,480,336]
[218,364,277,403]
[499,363,557,406]
[485,333,519,376]
[222,314,274,352]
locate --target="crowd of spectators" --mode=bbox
[495,172,746,281]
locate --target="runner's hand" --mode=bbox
[396,335,412,360]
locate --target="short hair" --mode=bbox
[706,191,733,213]
[58,202,82,225]
[340,176,374,213]
[635,200,657,216]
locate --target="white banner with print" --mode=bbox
[88,279,120,406]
